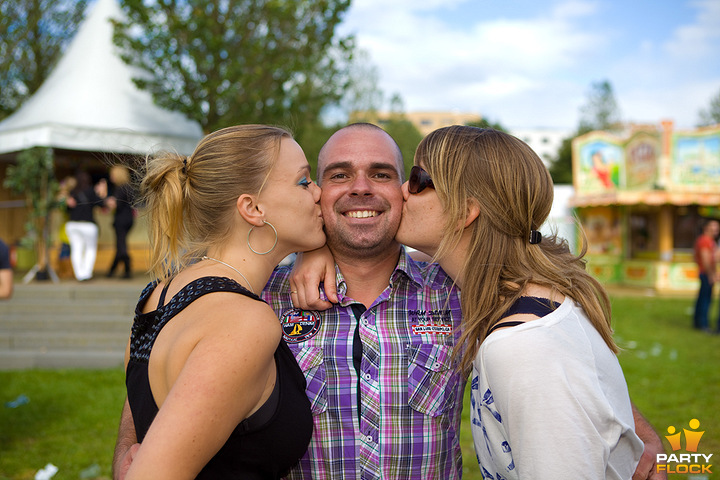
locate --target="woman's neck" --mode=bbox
[436,232,472,290]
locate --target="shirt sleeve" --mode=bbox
[481,328,620,479]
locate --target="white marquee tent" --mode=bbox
[0,0,203,156]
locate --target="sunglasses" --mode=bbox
[408,166,434,194]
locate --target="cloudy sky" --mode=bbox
[338,0,720,131]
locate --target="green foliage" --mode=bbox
[339,48,384,118]
[295,122,341,178]
[3,148,59,253]
[578,80,622,133]
[547,135,574,184]
[382,118,424,178]
[0,0,87,120]
[112,0,355,136]
[698,86,720,127]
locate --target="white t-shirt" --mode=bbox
[470,297,643,480]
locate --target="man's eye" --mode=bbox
[298,176,311,187]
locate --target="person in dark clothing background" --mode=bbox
[106,165,136,278]
[64,170,107,281]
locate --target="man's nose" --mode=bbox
[349,175,372,196]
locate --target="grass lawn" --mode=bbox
[1,293,719,479]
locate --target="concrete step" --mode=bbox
[0,330,129,350]
[0,314,132,332]
[0,277,149,370]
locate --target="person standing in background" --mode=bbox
[64,171,107,281]
[106,165,136,279]
[693,219,719,331]
[0,238,13,299]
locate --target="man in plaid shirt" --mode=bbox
[261,127,464,480]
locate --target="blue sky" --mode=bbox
[338,0,720,130]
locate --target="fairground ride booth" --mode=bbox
[570,121,720,293]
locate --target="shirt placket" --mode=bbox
[358,304,381,480]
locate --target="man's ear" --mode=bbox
[464,198,480,229]
[236,194,265,227]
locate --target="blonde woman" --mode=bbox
[122,125,324,479]
[396,126,644,479]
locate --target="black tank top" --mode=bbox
[126,276,312,479]
[487,296,561,335]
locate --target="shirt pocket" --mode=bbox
[407,343,458,417]
[291,345,328,415]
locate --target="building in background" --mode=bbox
[510,127,571,167]
[570,120,720,293]
[351,110,482,136]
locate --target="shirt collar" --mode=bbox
[329,246,425,306]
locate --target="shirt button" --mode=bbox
[366,435,374,443]
[364,373,372,381]
[433,362,442,370]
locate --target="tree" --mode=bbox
[578,80,622,133]
[3,147,60,281]
[112,0,355,136]
[547,136,574,184]
[0,0,87,120]
[548,80,622,184]
[698,87,720,127]
[384,118,424,178]
[339,48,383,119]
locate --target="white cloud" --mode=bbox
[340,0,720,129]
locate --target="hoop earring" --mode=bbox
[247,220,278,255]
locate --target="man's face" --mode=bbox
[318,128,404,260]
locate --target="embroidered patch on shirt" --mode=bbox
[408,309,452,335]
[411,324,453,335]
[280,308,322,343]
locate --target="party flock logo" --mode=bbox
[656,419,713,475]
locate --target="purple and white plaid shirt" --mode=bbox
[262,248,465,480]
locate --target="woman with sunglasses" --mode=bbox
[396,126,644,479]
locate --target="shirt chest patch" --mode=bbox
[411,324,453,335]
[280,308,322,343]
[408,309,453,335]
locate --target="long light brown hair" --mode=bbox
[416,125,617,373]
[139,125,291,281]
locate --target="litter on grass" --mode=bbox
[4,394,29,408]
[34,463,58,480]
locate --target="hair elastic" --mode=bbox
[529,230,542,244]
[181,158,188,175]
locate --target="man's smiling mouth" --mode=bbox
[344,210,379,218]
